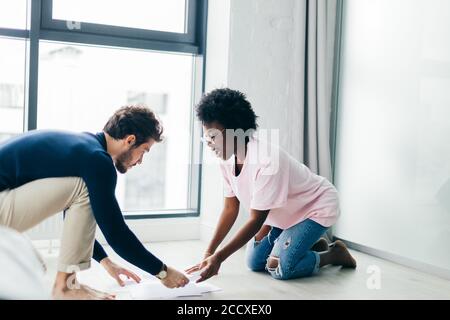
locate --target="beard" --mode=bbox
[115,148,133,174]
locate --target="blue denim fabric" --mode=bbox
[246,219,328,280]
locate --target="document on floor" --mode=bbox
[77,262,221,299]
[129,278,222,300]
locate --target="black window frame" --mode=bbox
[0,0,208,220]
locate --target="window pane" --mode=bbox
[0,0,27,29]
[38,42,194,212]
[0,37,25,142]
[52,0,187,34]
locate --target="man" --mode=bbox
[0,106,189,300]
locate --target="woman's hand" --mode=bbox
[185,252,213,275]
[100,257,142,287]
[186,254,222,283]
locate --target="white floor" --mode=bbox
[40,240,450,300]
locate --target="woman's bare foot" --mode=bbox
[329,240,357,268]
[311,238,329,252]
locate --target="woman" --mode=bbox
[187,88,356,282]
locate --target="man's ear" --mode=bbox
[125,135,136,146]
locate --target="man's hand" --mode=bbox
[160,266,190,288]
[186,254,222,283]
[100,257,141,287]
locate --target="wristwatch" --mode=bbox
[156,263,168,280]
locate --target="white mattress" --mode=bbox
[0,226,49,300]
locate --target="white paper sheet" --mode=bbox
[129,276,222,300]
[77,265,222,300]
[130,281,200,299]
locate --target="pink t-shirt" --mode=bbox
[219,138,340,229]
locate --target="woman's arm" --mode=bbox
[215,208,269,262]
[195,208,269,282]
[185,196,240,275]
[205,196,240,256]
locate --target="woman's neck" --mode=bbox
[234,139,249,176]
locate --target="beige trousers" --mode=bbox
[0,177,97,273]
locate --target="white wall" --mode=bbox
[334,0,450,274]
[228,0,306,159]
[200,0,307,241]
[200,0,232,240]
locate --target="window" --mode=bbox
[40,0,203,52]
[38,42,194,211]
[0,38,26,142]
[0,0,207,218]
[0,0,28,29]
[52,0,188,33]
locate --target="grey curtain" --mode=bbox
[297,0,341,182]
[287,0,342,241]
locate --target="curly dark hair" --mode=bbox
[196,88,258,132]
[103,105,163,147]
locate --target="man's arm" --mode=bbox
[93,239,108,262]
[82,152,163,275]
[82,153,189,288]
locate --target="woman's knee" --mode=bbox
[247,258,266,272]
[266,252,316,280]
[246,242,267,272]
[266,256,289,280]
[266,254,304,280]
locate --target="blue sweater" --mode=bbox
[0,130,163,275]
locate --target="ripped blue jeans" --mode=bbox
[246,219,328,280]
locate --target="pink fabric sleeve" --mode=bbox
[219,164,235,198]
